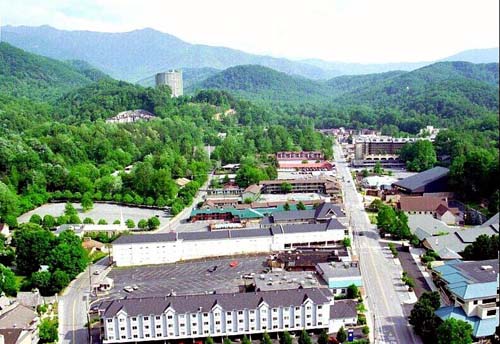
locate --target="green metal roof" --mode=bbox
[190,205,313,220]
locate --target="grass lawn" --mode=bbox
[89,250,107,263]
[14,275,26,291]
[367,212,378,225]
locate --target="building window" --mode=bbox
[238,311,243,315]
[132,326,137,330]
[120,327,125,331]
[483,298,497,304]
[317,306,323,310]
[167,315,173,319]
[204,322,209,325]
[487,310,497,316]
[239,319,244,323]
[107,319,113,323]
[156,325,161,329]
[216,321,220,325]
[192,314,197,318]
[144,316,149,321]
[133,335,138,338]
[226,312,232,316]
[473,300,478,305]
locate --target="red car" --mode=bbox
[229,260,239,267]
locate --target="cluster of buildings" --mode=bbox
[106,110,156,124]
[155,70,183,97]
[112,203,349,267]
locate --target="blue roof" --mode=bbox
[328,279,363,289]
[449,281,498,300]
[435,306,498,337]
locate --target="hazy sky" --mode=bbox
[1,0,498,63]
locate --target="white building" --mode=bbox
[155,70,183,97]
[98,288,348,343]
[112,220,348,267]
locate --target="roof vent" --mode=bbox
[481,265,493,270]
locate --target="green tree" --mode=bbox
[147,217,161,230]
[343,237,351,247]
[223,338,232,344]
[38,318,59,343]
[138,219,148,229]
[373,161,383,175]
[347,284,360,299]
[318,329,329,344]
[409,292,441,342]
[49,230,88,279]
[205,337,214,344]
[280,331,293,344]
[29,214,42,225]
[436,318,473,344]
[400,140,437,172]
[0,264,17,296]
[14,224,54,275]
[299,329,312,344]
[284,202,291,211]
[51,269,70,293]
[297,201,306,210]
[98,219,107,225]
[69,214,81,224]
[125,219,135,229]
[336,326,347,343]
[280,182,292,193]
[30,271,51,295]
[83,217,94,224]
[81,193,94,212]
[42,215,56,229]
[64,202,77,216]
[242,335,252,344]
[262,331,273,344]
[362,325,370,336]
[462,234,499,260]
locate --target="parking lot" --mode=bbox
[107,254,269,298]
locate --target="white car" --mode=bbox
[93,270,101,275]
[123,286,134,293]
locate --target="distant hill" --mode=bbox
[331,61,499,119]
[136,67,220,88]
[441,48,499,64]
[1,25,333,81]
[3,25,497,83]
[0,42,107,101]
[191,61,498,122]
[300,48,499,76]
[191,65,333,102]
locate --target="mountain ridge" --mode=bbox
[2,25,498,82]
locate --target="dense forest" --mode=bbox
[0,44,332,227]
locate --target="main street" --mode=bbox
[59,257,111,344]
[333,143,420,344]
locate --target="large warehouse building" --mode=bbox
[112,219,348,267]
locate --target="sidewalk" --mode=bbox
[409,247,437,292]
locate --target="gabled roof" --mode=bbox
[398,196,448,212]
[392,166,449,193]
[100,288,332,317]
[329,300,357,319]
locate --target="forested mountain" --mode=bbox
[191,65,333,102]
[332,62,499,122]
[3,25,498,82]
[0,42,107,101]
[1,25,331,81]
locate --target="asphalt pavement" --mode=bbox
[333,143,421,344]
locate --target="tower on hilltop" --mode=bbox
[155,70,183,97]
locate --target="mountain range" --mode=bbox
[2,25,498,82]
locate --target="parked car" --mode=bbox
[207,265,218,273]
[229,260,239,267]
[132,284,139,290]
[123,286,134,293]
[93,270,101,275]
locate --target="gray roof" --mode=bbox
[229,228,272,238]
[0,304,37,329]
[424,226,498,258]
[100,288,332,317]
[329,300,357,319]
[316,262,361,279]
[179,231,229,241]
[315,203,345,219]
[455,227,498,243]
[113,232,177,245]
[271,210,316,222]
[449,259,499,283]
[392,166,449,193]
[482,213,499,231]
[408,215,454,241]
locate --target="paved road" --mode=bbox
[333,143,420,344]
[59,258,111,344]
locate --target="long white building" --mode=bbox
[98,288,356,343]
[112,219,348,267]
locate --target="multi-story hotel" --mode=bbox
[98,288,336,343]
